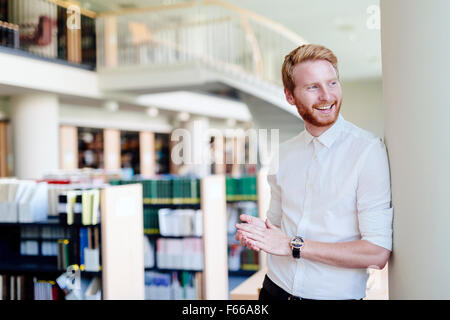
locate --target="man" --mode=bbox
[235,44,393,300]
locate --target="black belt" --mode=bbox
[261,275,314,301]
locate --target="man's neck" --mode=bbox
[305,122,335,137]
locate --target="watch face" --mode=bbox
[291,237,304,248]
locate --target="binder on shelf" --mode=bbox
[79,227,88,269]
[84,277,101,300]
[84,248,100,272]
[0,179,48,223]
[157,208,202,237]
[18,182,49,223]
[81,191,92,225]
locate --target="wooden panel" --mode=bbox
[213,135,225,175]
[0,122,7,177]
[139,131,155,178]
[104,16,118,68]
[59,126,78,170]
[101,184,144,299]
[103,129,120,170]
[230,267,267,300]
[257,168,271,269]
[67,27,82,64]
[201,174,228,299]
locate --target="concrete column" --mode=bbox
[10,94,59,179]
[381,0,450,299]
[183,117,210,177]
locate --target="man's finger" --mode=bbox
[240,214,266,228]
[235,223,265,235]
[238,230,264,243]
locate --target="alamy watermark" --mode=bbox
[171,122,280,174]
[366,4,380,30]
[67,5,81,31]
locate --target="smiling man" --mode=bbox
[236,44,393,300]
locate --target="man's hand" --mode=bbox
[235,214,266,251]
[236,216,291,256]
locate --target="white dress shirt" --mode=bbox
[266,115,393,300]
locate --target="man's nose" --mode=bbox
[319,87,331,101]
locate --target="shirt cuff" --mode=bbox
[358,207,393,251]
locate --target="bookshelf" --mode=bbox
[60,126,171,179]
[77,127,104,169]
[0,182,144,300]
[112,174,228,300]
[120,130,140,175]
[226,170,270,292]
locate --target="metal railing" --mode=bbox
[96,0,307,86]
[0,0,96,69]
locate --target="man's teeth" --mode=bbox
[316,104,334,110]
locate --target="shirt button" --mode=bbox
[313,155,317,160]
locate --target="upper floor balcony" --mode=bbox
[0,0,96,70]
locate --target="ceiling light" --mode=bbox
[147,107,159,117]
[177,112,190,122]
[104,100,119,112]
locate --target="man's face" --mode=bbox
[284,59,342,130]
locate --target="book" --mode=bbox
[81,190,92,225]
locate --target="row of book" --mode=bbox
[0,20,19,49]
[228,244,259,272]
[0,275,63,300]
[158,208,202,237]
[144,237,155,268]
[34,280,62,300]
[57,189,101,225]
[21,225,69,239]
[0,179,48,223]
[20,240,40,256]
[226,176,258,201]
[111,178,201,204]
[156,238,203,271]
[143,207,159,234]
[144,271,202,300]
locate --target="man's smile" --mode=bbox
[314,103,335,114]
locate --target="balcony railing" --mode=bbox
[96,0,307,86]
[0,0,96,70]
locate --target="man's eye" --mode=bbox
[330,81,337,86]
[308,85,318,90]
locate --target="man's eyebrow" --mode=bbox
[303,78,338,87]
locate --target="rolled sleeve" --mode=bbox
[357,139,393,251]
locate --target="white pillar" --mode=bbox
[10,94,59,179]
[381,0,450,299]
[184,117,210,177]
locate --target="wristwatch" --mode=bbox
[290,236,304,259]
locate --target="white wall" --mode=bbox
[340,79,384,138]
[59,104,173,133]
[0,52,101,99]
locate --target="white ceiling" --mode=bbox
[82,0,381,80]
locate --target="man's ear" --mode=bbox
[284,88,295,106]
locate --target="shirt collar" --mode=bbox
[303,114,344,149]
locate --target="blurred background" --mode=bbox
[0,0,389,301]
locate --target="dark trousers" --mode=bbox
[258,275,361,301]
[258,275,315,301]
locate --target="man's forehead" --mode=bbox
[293,60,338,83]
